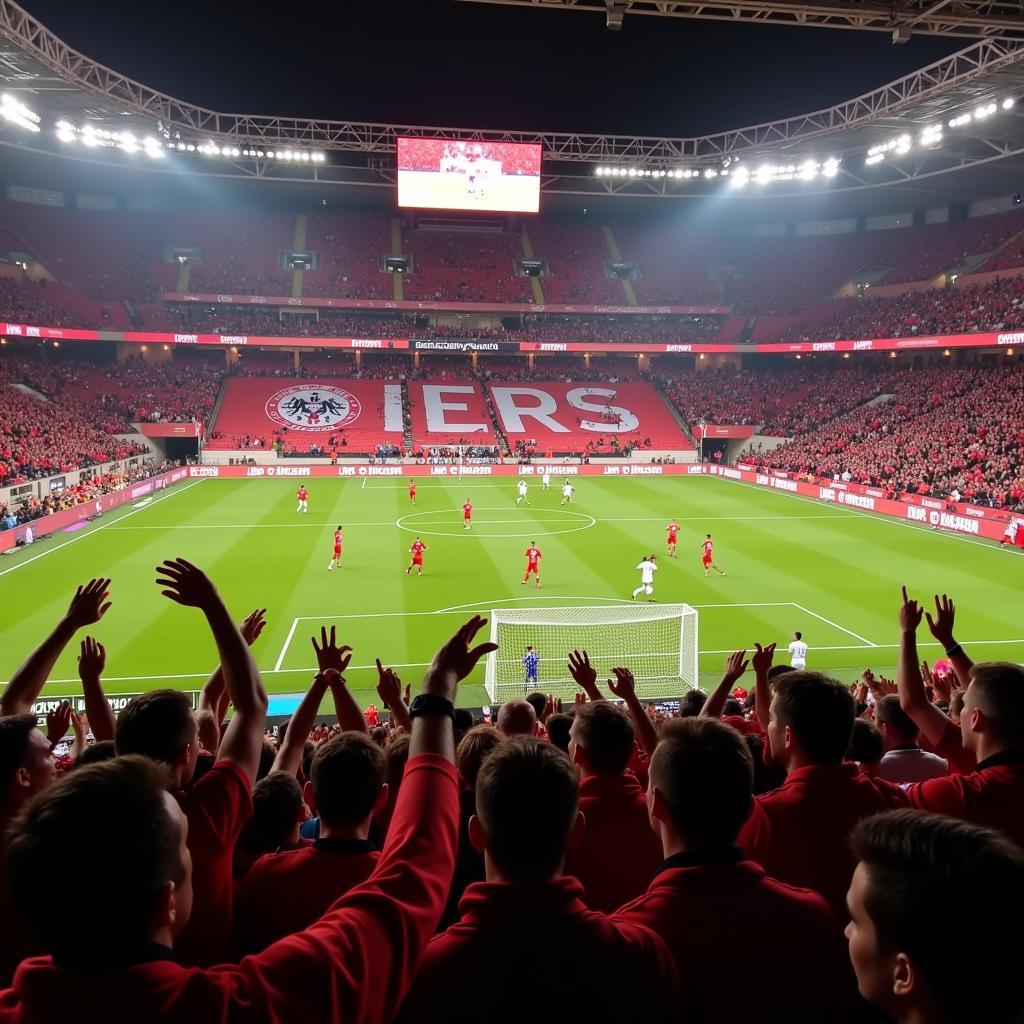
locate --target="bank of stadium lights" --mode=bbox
[0,94,40,133]
[866,97,1015,167]
[595,157,838,186]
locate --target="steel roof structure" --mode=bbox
[1,0,1024,204]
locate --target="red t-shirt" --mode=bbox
[614,855,860,1023]
[462,503,472,519]
[234,839,381,954]
[524,547,541,565]
[737,762,908,918]
[297,488,308,500]
[397,876,679,1023]
[175,760,252,967]
[667,524,679,540]
[0,755,459,1024]
[564,772,663,913]
[906,751,1024,848]
[333,531,342,551]
[410,541,425,560]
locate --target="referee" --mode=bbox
[523,645,540,692]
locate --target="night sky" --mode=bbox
[20,0,960,137]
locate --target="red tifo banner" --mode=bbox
[3,319,1019,355]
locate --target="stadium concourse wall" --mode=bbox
[3,460,1017,556]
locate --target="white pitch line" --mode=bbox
[105,514,843,531]
[792,602,878,647]
[273,616,301,673]
[16,638,1024,687]
[0,479,206,577]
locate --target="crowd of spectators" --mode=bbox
[0,572,1021,1022]
[747,361,1024,510]
[783,275,1024,343]
[0,459,177,529]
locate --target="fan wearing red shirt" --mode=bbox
[0,615,495,1024]
[905,661,1024,848]
[522,541,542,589]
[406,537,428,576]
[408,481,417,505]
[846,810,1024,1024]
[665,519,680,557]
[396,738,680,1023]
[327,525,343,572]
[0,579,113,986]
[615,718,859,1023]
[114,559,267,967]
[564,701,664,913]
[235,732,386,953]
[737,672,908,918]
[462,498,472,530]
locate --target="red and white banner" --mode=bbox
[139,423,201,438]
[484,382,687,448]
[212,378,405,441]
[408,381,494,442]
[0,468,189,553]
[692,424,757,439]
[2,320,1017,355]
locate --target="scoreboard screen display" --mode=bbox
[397,138,542,213]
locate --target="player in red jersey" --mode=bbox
[406,536,428,576]
[296,486,309,514]
[701,534,725,577]
[327,526,343,571]
[463,499,473,531]
[666,519,680,557]
[522,541,542,589]
[408,481,417,505]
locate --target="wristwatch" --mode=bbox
[409,693,456,721]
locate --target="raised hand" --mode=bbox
[875,675,898,697]
[608,667,638,702]
[77,637,105,683]
[568,650,598,694]
[65,578,112,629]
[375,658,405,709]
[46,700,72,745]
[426,616,498,695]
[899,585,923,634]
[924,593,956,647]
[312,625,353,678]
[574,691,588,706]
[722,649,749,685]
[155,559,219,609]
[751,642,776,675]
[240,608,268,646]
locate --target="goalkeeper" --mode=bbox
[523,645,541,690]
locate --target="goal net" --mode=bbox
[483,604,698,705]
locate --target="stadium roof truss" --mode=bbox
[2,0,1024,198]
[458,0,1024,41]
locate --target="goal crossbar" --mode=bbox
[483,603,698,705]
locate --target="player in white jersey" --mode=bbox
[788,631,809,670]
[516,479,530,506]
[631,554,658,602]
[542,471,551,491]
[1000,519,1020,548]
[560,481,575,505]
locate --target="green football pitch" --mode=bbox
[0,474,1020,712]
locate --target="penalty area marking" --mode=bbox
[395,507,596,539]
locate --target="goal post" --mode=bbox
[483,604,698,705]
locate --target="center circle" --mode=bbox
[395,507,597,539]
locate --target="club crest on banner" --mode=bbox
[265,386,362,431]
